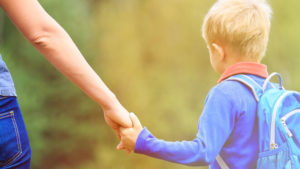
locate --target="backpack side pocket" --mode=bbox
[257,142,290,169]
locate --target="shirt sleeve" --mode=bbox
[134,86,238,166]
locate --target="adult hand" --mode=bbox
[103,104,132,139]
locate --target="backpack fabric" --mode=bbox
[227,73,300,169]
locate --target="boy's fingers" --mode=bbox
[129,112,141,128]
[117,142,125,150]
[117,142,132,154]
[126,149,131,154]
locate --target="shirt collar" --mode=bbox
[218,62,268,84]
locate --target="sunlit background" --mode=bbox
[0,0,299,169]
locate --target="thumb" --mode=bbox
[129,112,141,128]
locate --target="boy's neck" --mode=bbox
[220,50,260,75]
[222,60,260,74]
[217,61,268,83]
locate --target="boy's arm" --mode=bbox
[120,87,237,166]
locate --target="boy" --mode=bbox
[118,0,272,168]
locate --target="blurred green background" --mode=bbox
[0,0,299,169]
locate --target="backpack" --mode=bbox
[227,72,300,169]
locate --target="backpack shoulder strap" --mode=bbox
[226,74,263,102]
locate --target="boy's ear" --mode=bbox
[212,43,225,61]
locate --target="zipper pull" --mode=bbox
[270,142,278,150]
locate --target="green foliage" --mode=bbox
[0,0,300,169]
[0,0,100,168]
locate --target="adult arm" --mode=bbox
[0,0,132,132]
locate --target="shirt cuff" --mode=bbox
[134,127,152,154]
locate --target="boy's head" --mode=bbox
[202,0,272,73]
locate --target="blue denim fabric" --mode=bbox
[0,96,31,169]
[0,54,17,96]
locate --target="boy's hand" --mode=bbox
[117,113,143,153]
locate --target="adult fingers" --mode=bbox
[117,113,133,128]
[113,128,121,140]
[129,112,141,128]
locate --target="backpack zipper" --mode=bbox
[270,91,294,150]
[281,120,293,137]
[280,109,300,137]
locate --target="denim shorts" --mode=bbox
[0,96,31,169]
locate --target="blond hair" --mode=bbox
[202,0,272,61]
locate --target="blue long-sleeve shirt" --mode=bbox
[134,71,268,168]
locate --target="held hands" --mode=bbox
[103,102,142,154]
[117,113,143,153]
[103,104,132,139]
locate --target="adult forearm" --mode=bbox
[0,0,119,110]
[31,25,119,111]
[0,0,132,130]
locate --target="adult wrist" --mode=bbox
[100,93,122,113]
